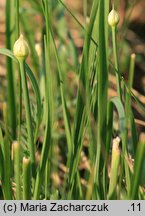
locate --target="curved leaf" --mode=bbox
[25,64,42,139]
[0,48,18,63]
[110,96,131,198]
[110,97,125,133]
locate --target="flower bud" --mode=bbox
[108,8,120,27]
[13,34,29,61]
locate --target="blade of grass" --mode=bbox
[41,0,75,185]
[125,54,137,155]
[25,64,42,141]
[22,157,32,200]
[108,137,121,199]
[110,61,145,115]
[110,96,131,199]
[130,134,145,199]
[0,126,12,199]
[130,111,138,153]
[69,0,99,197]
[33,0,54,199]
[33,35,52,199]
[5,0,17,139]
[48,21,74,198]
[83,0,87,26]
[19,59,36,177]
[111,24,122,100]
[0,128,4,198]
[103,101,113,199]
[13,141,21,200]
[0,48,18,62]
[57,0,98,47]
[15,0,20,37]
[93,0,109,199]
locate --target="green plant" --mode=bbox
[0,0,145,200]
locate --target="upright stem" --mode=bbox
[83,0,87,26]
[125,53,136,148]
[19,60,35,175]
[5,0,17,139]
[112,26,122,100]
[13,141,21,199]
[23,157,31,200]
[93,0,108,199]
[15,0,20,37]
[1,128,12,200]
[108,137,121,199]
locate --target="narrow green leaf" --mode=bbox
[130,135,145,199]
[25,64,42,139]
[0,48,18,63]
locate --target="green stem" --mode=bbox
[112,26,122,100]
[5,0,17,139]
[15,0,20,37]
[124,54,136,195]
[19,60,35,175]
[13,141,21,199]
[0,122,12,200]
[83,0,87,26]
[128,53,135,89]
[33,36,52,199]
[108,137,121,199]
[18,70,22,146]
[22,157,31,199]
[93,0,108,199]
[125,53,136,118]
[102,102,113,198]
[130,135,145,199]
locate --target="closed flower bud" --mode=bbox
[108,8,119,27]
[13,34,29,61]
